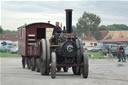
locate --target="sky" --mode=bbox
[1,0,128,31]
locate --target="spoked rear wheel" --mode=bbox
[82,52,89,78]
[35,58,40,72]
[27,57,31,69]
[51,52,56,79]
[40,39,47,75]
[30,56,36,71]
[22,56,25,68]
[45,40,50,75]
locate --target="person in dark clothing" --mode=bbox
[51,22,62,44]
[117,46,121,62]
[117,46,126,62]
[52,22,61,35]
[120,46,126,62]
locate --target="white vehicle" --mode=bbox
[125,47,128,56]
[90,44,104,52]
[87,46,95,51]
[10,47,18,53]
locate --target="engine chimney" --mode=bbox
[65,9,73,33]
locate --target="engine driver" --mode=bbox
[51,22,62,44]
[52,22,62,35]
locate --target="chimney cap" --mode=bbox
[65,9,73,12]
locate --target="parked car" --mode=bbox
[101,44,118,56]
[109,46,118,56]
[7,45,14,52]
[90,44,104,52]
[10,47,18,53]
[87,46,95,51]
[0,46,8,52]
[104,44,118,49]
[0,40,14,52]
[125,47,128,56]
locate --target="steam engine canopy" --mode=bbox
[61,40,77,57]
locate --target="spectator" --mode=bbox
[120,46,126,62]
[117,46,121,62]
[117,46,125,62]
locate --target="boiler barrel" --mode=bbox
[65,9,73,33]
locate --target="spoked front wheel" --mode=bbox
[45,40,50,75]
[51,52,56,79]
[82,52,89,78]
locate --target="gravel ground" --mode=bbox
[0,57,128,85]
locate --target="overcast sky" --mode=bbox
[1,0,128,31]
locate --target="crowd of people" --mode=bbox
[106,46,126,62]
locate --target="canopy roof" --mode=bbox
[17,22,55,29]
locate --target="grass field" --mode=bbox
[0,52,20,57]
[0,51,120,59]
[0,51,104,58]
[87,51,121,59]
[87,51,105,58]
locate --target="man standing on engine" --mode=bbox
[51,22,62,44]
[52,22,62,35]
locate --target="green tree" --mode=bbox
[93,31,102,40]
[3,30,17,34]
[0,26,3,34]
[99,25,107,30]
[76,12,101,40]
[99,24,128,30]
[107,24,128,30]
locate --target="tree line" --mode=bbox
[99,24,128,30]
[76,12,128,40]
[0,26,17,34]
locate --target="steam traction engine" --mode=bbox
[39,9,89,78]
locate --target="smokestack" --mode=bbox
[65,9,73,33]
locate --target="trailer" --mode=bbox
[18,22,55,71]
